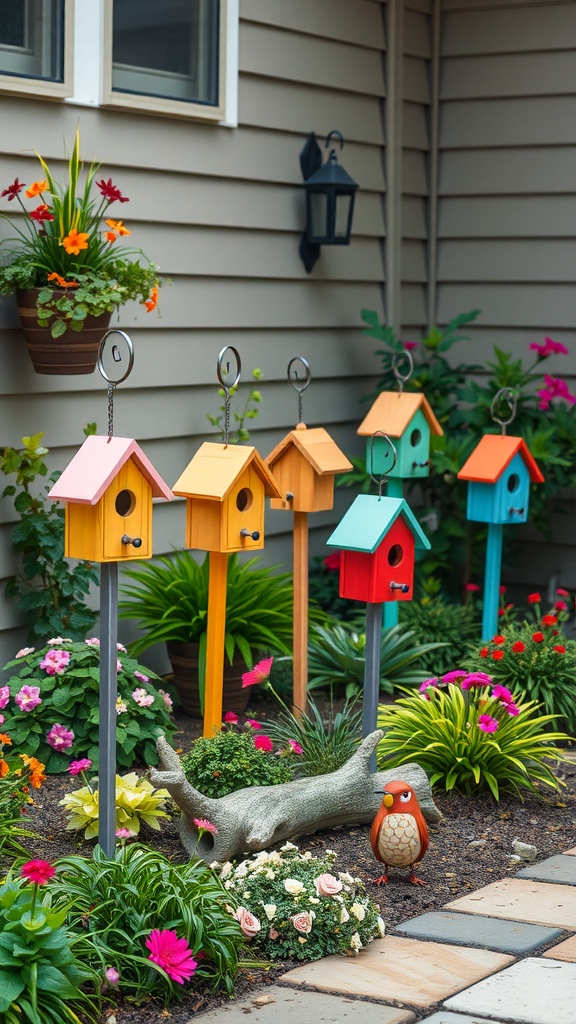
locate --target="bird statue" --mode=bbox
[370,779,429,885]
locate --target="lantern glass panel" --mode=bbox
[309,192,328,240]
[334,193,352,238]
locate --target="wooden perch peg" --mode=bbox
[150,733,441,864]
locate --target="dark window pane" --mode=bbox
[0,0,65,82]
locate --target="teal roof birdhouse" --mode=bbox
[357,392,443,480]
[458,434,544,525]
[326,494,431,603]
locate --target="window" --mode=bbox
[0,0,72,96]
[103,0,227,121]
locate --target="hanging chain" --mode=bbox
[391,349,414,393]
[216,346,242,448]
[107,383,116,439]
[97,330,135,440]
[369,431,398,498]
[287,356,312,424]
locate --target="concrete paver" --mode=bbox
[516,854,576,885]
[395,910,562,953]
[418,1015,508,1024]
[445,877,576,930]
[280,935,513,1008]
[543,935,576,961]
[563,847,576,856]
[181,985,415,1023]
[444,956,576,1024]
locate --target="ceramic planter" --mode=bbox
[166,641,251,718]
[16,288,111,375]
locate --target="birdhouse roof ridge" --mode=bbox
[457,433,544,485]
[326,493,431,553]
[47,435,173,505]
[265,426,352,475]
[357,391,443,438]
[173,441,283,500]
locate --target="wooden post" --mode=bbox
[364,601,383,774]
[293,510,309,716]
[482,523,503,642]
[383,477,403,629]
[99,562,118,858]
[203,551,229,737]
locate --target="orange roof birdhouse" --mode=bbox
[172,442,283,553]
[265,425,352,513]
[47,435,173,562]
[357,392,443,479]
[458,434,544,525]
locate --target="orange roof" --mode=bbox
[266,426,352,475]
[173,442,283,500]
[47,435,173,505]
[357,391,443,438]
[458,434,544,484]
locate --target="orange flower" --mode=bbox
[144,285,159,312]
[0,733,12,745]
[25,179,48,198]
[105,231,117,244]
[106,218,131,236]
[47,272,79,288]
[0,759,9,778]
[61,228,89,255]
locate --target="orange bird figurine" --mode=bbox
[370,779,429,885]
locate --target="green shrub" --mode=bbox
[263,697,362,777]
[376,670,570,799]
[181,720,292,798]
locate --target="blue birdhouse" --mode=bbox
[357,392,443,480]
[458,434,544,525]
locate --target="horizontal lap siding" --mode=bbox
[0,2,388,663]
[438,0,576,590]
[402,5,431,334]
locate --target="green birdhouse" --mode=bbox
[357,392,443,479]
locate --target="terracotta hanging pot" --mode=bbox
[166,641,252,718]
[16,288,112,375]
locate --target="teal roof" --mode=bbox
[326,494,431,553]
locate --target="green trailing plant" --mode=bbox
[307,621,446,699]
[207,366,264,444]
[2,639,176,772]
[0,860,99,1024]
[0,432,99,644]
[219,843,384,961]
[49,843,243,1003]
[263,696,363,778]
[376,670,570,799]
[398,578,480,677]
[180,717,293,798]
[59,771,171,840]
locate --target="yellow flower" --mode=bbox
[25,179,48,197]
[61,228,89,255]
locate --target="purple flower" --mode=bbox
[46,723,74,750]
[441,670,469,685]
[0,686,10,710]
[15,685,42,712]
[478,714,499,733]
[461,672,492,690]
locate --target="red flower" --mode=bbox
[21,859,55,885]
[532,632,545,643]
[1,177,26,200]
[491,650,504,660]
[498,608,506,617]
[528,593,541,604]
[465,583,480,592]
[499,585,507,594]
[512,641,525,653]
[95,177,129,203]
[492,635,506,645]
[323,552,341,572]
[542,614,558,627]
[554,645,566,654]
[29,203,54,222]
[254,735,274,752]
[557,588,570,597]
[242,657,274,688]
[480,647,489,658]
[554,600,567,611]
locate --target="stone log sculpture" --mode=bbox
[150,732,442,864]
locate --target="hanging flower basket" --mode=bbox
[16,288,111,375]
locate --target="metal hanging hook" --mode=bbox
[216,346,242,447]
[490,387,518,436]
[287,356,311,424]
[369,431,398,497]
[392,349,414,393]
[97,330,135,439]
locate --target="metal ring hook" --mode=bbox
[97,330,134,386]
[369,431,398,497]
[490,387,518,435]
[217,346,242,448]
[288,356,311,425]
[325,129,344,152]
[392,349,414,393]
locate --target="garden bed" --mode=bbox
[23,690,576,1024]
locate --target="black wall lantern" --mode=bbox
[299,130,359,273]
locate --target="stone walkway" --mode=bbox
[192,846,576,1023]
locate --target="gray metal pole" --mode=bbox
[99,562,118,858]
[363,601,383,774]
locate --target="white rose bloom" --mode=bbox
[281,842,298,852]
[350,931,363,952]
[284,878,305,896]
[263,904,277,920]
[220,862,233,879]
[339,905,350,924]
[268,852,282,865]
[377,916,386,937]
[351,903,366,921]
[308,896,320,904]
[265,869,276,879]
[303,851,312,860]
[338,871,354,884]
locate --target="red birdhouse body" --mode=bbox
[370,780,429,885]
[339,516,415,603]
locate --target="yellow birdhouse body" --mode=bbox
[47,435,173,562]
[172,442,282,553]
[265,426,352,513]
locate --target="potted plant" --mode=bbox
[0,129,160,374]
[118,550,298,716]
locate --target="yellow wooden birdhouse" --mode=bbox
[47,435,173,562]
[172,442,283,553]
[265,425,352,513]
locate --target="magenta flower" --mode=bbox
[67,758,92,776]
[115,828,135,839]
[491,685,513,703]
[145,929,197,984]
[193,817,218,834]
[245,719,263,730]
[419,677,438,693]
[105,967,120,985]
[46,723,74,750]
[0,686,10,710]
[254,734,274,752]
[15,685,42,712]
[441,670,469,685]
[21,859,55,885]
[537,374,576,410]
[288,739,304,755]
[478,714,499,733]
[465,583,480,592]
[223,711,239,724]
[461,672,492,690]
[402,340,418,350]
[40,648,70,676]
[242,657,274,688]
[530,337,568,358]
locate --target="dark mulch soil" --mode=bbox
[24,690,576,1023]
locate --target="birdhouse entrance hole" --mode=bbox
[115,489,136,517]
[410,428,422,447]
[236,487,253,512]
[507,474,520,493]
[388,544,403,567]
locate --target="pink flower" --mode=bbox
[0,686,10,710]
[15,685,42,712]
[16,647,35,658]
[557,588,570,597]
[21,859,55,885]
[440,670,468,685]
[505,702,520,716]
[402,340,418,350]
[40,648,71,676]
[242,657,274,688]
[461,672,492,690]
[269,927,279,940]
[291,910,314,934]
[537,375,576,410]
[223,711,239,724]
[288,739,304,754]
[193,818,218,835]
[314,873,343,897]
[67,758,92,776]
[47,637,72,645]
[465,583,480,592]
[85,637,100,646]
[554,600,567,611]
[131,687,154,707]
[145,929,197,984]
[254,735,274,752]
[234,907,261,939]
[478,714,499,733]
[46,723,74,750]
[134,670,149,684]
[105,967,120,985]
[491,685,513,703]
[158,689,174,710]
[530,337,569,358]
[419,677,438,693]
[115,828,135,839]
[245,719,263,730]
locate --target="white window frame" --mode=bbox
[0,0,74,99]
